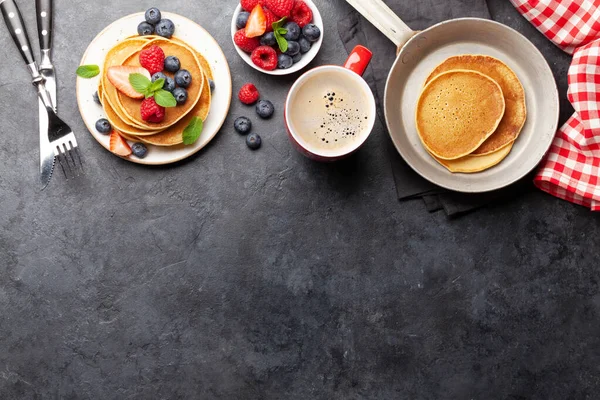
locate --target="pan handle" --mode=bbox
[345,0,415,48]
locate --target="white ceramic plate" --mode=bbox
[77,12,232,165]
[230,0,323,75]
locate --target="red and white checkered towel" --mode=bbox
[511,0,600,210]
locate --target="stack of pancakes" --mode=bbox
[99,36,213,146]
[416,55,527,173]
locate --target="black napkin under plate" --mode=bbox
[338,1,532,216]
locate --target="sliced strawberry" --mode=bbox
[245,4,267,38]
[107,66,151,99]
[109,131,132,157]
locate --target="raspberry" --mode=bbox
[234,29,260,53]
[290,1,312,27]
[140,97,166,123]
[238,83,260,105]
[139,45,165,75]
[251,46,278,71]
[264,0,294,17]
[263,7,278,32]
[240,0,260,11]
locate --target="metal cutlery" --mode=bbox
[0,0,82,182]
[35,0,56,189]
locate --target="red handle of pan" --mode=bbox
[343,45,373,76]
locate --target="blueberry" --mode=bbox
[152,72,167,82]
[302,24,321,42]
[234,116,252,135]
[137,21,154,36]
[209,79,215,92]
[236,11,250,29]
[246,133,262,150]
[164,76,175,92]
[145,8,161,25]
[164,56,180,73]
[283,22,301,41]
[256,100,274,119]
[151,72,175,92]
[95,118,111,135]
[155,19,175,38]
[93,91,101,105]
[298,36,311,53]
[173,87,188,105]
[284,41,300,56]
[260,32,277,46]
[292,53,302,64]
[131,142,148,158]
[174,69,192,88]
[277,54,293,69]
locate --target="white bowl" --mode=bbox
[230,0,324,75]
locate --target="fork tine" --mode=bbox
[72,146,84,175]
[56,149,69,180]
[60,143,75,180]
[66,144,80,178]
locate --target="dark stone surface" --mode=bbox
[0,0,598,399]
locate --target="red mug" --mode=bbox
[284,45,376,162]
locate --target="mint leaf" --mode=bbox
[154,89,177,108]
[275,32,288,53]
[129,73,152,94]
[76,65,100,78]
[272,17,287,31]
[272,17,289,53]
[182,117,203,145]
[150,78,165,93]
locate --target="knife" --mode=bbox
[36,0,55,189]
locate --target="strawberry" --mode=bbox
[140,97,166,123]
[263,7,278,32]
[109,131,132,157]
[234,29,260,53]
[264,0,294,18]
[290,0,312,27]
[251,46,278,71]
[107,66,150,99]
[139,45,165,75]
[238,83,260,105]
[245,4,267,38]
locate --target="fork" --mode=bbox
[0,0,83,179]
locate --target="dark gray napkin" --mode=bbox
[337,1,531,216]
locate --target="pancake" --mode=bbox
[425,55,526,155]
[117,130,141,142]
[430,142,513,173]
[137,50,213,146]
[101,37,157,131]
[117,37,204,130]
[101,90,163,136]
[416,70,506,160]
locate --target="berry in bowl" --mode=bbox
[231,0,323,75]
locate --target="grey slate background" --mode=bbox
[0,0,599,399]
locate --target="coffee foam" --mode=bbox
[288,69,372,156]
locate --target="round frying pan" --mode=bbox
[347,0,559,193]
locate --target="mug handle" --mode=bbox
[343,45,373,76]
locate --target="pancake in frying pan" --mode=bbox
[416,70,506,160]
[425,55,526,156]
[429,142,514,173]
